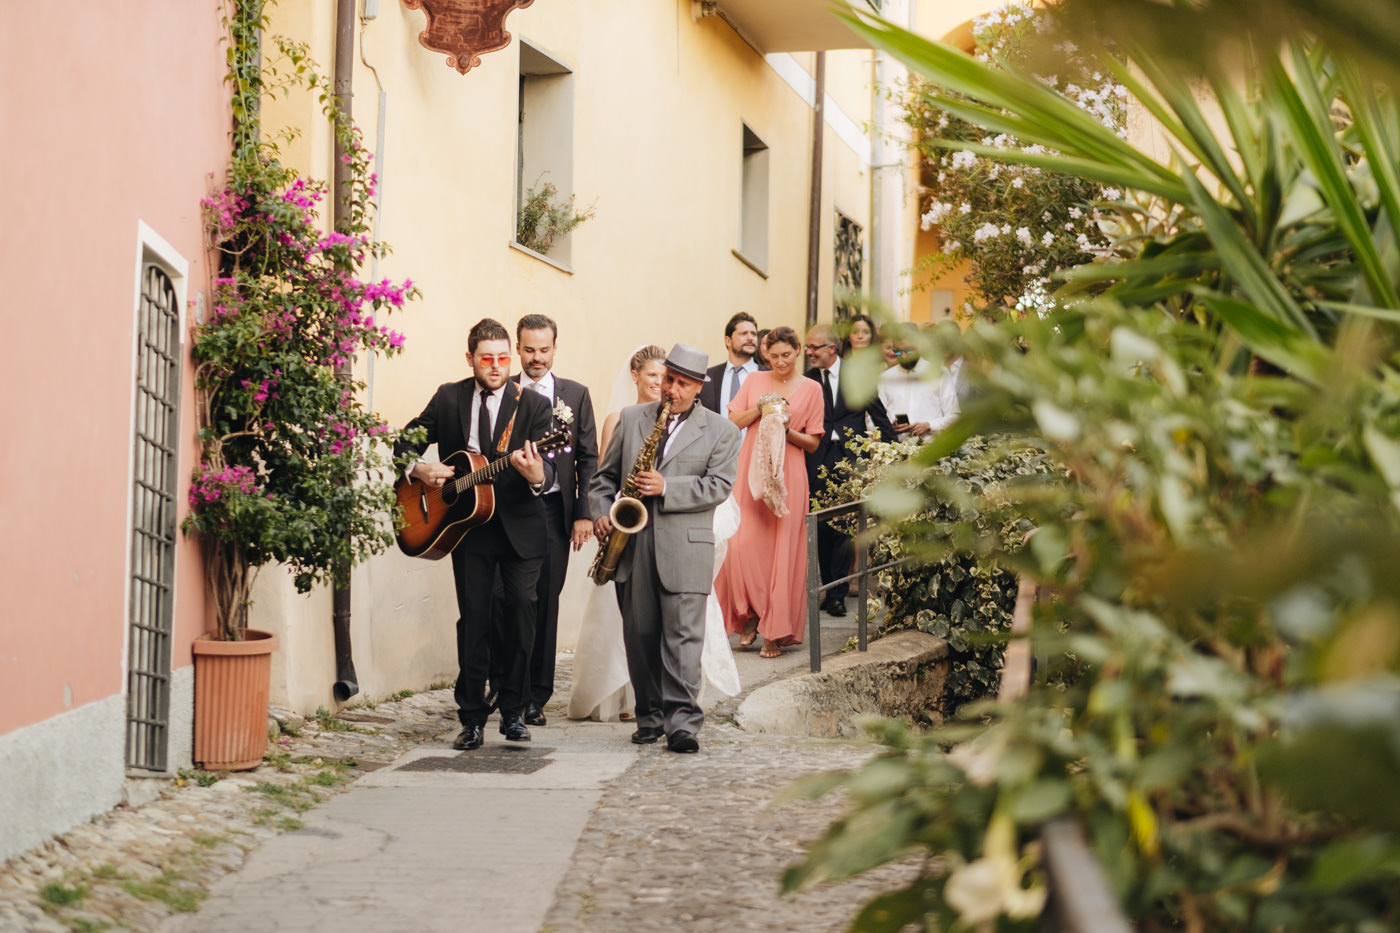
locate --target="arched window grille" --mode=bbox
[126,263,181,772]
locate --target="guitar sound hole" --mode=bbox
[441,483,457,506]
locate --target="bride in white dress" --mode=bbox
[567,346,742,721]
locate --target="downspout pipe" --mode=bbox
[805,51,827,329]
[331,0,359,703]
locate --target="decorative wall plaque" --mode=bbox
[402,0,535,75]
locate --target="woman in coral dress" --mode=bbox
[716,326,823,658]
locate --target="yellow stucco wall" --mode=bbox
[254,0,886,711]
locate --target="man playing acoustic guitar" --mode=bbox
[395,318,556,751]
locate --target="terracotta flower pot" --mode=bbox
[192,629,279,771]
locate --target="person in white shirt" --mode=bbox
[877,324,961,440]
[512,314,599,727]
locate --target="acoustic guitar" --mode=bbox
[394,428,571,559]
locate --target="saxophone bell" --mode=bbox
[608,496,648,537]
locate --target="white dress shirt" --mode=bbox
[519,370,561,494]
[468,383,505,454]
[878,358,956,440]
[819,357,842,442]
[719,358,758,406]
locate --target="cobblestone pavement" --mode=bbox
[0,648,916,932]
[543,718,921,933]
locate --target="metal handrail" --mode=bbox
[804,498,910,672]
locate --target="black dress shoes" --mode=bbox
[667,730,700,754]
[822,596,848,617]
[631,726,664,745]
[524,703,547,727]
[452,724,484,751]
[499,714,531,742]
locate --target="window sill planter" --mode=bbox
[192,629,279,771]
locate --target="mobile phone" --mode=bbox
[894,413,909,425]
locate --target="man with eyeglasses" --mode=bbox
[395,318,556,751]
[804,324,896,617]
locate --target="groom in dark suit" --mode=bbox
[513,314,599,726]
[395,318,555,751]
[588,344,740,753]
[804,323,896,616]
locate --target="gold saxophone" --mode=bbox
[589,400,672,585]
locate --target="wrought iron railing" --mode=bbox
[803,498,910,672]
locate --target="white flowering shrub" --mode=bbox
[906,2,1125,314]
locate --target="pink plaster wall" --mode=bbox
[0,3,229,737]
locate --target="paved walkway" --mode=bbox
[1,607,916,932]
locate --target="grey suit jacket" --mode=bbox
[587,401,740,594]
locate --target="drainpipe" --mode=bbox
[331,0,359,703]
[805,51,827,329]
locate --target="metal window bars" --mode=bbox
[125,264,181,772]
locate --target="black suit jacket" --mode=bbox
[512,373,599,532]
[395,378,556,559]
[698,360,770,413]
[804,364,897,487]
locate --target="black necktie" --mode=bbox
[477,387,495,457]
[821,368,835,418]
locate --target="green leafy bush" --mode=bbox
[515,178,596,256]
[785,4,1400,928]
[815,433,1056,711]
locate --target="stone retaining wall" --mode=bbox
[735,631,949,737]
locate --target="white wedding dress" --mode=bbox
[567,495,743,720]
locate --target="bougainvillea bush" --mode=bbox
[183,1,418,639]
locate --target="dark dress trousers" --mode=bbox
[804,365,896,601]
[513,373,598,708]
[395,378,556,726]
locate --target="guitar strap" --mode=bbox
[495,383,520,455]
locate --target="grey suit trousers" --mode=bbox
[614,521,707,737]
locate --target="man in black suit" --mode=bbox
[395,318,555,751]
[513,313,599,726]
[698,312,766,413]
[804,323,896,616]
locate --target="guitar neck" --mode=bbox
[457,454,512,491]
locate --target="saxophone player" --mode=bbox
[588,344,740,753]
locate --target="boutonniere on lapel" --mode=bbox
[551,399,574,426]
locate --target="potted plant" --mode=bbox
[182,1,418,770]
